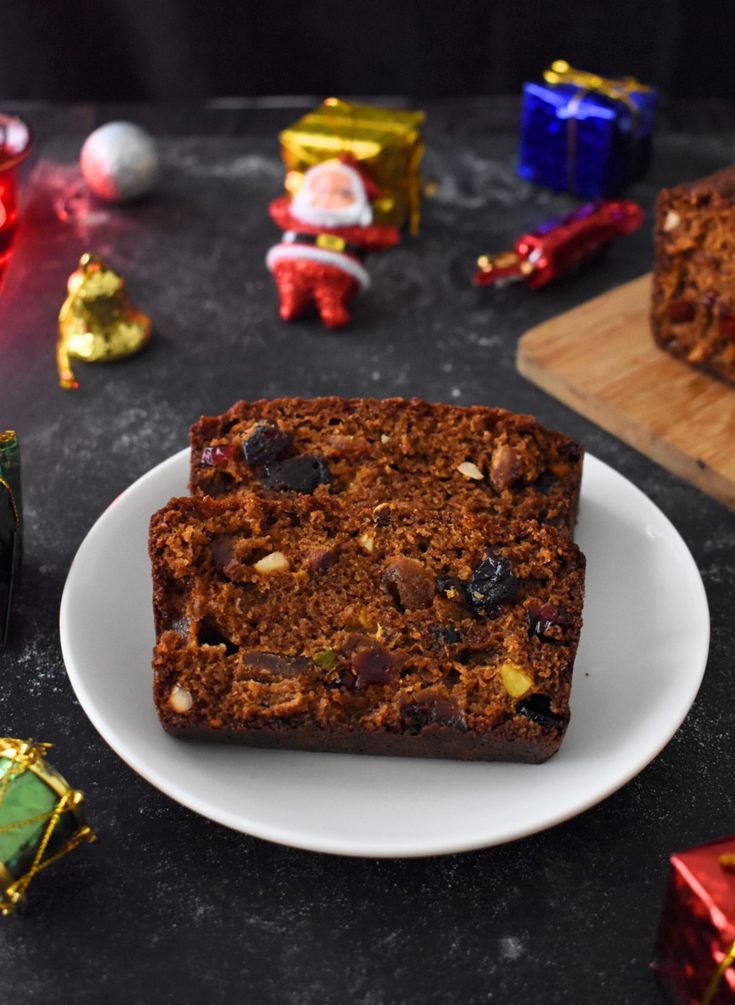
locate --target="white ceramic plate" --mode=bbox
[60,450,709,858]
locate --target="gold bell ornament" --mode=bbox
[57,252,152,390]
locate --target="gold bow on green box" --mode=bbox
[0,738,95,915]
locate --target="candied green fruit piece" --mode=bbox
[313,649,338,671]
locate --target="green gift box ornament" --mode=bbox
[0,738,95,914]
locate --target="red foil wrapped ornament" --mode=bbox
[266,157,400,330]
[652,835,735,1004]
[474,200,644,289]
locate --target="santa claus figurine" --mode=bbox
[266,156,401,329]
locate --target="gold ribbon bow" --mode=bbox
[542,60,651,195]
[702,941,735,1005]
[543,60,653,104]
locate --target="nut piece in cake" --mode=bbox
[169,684,193,713]
[457,461,484,480]
[254,551,290,574]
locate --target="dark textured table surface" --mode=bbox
[1,99,734,1004]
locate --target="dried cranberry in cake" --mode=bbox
[241,420,293,465]
[667,300,695,324]
[436,554,519,615]
[201,443,239,467]
[527,600,572,641]
[241,652,309,678]
[261,455,331,493]
[720,309,735,340]
[401,695,467,734]
[516,694,565,732]
[211,535,234,571]
[306,546,338,573]
[351,645,397,689]
[467,552,518,612]
[382,557,434,611]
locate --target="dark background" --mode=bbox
[0,95,733,1005]
[1,0,734,102]
[2,5,735,1004]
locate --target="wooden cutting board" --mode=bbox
[516,273,735,510]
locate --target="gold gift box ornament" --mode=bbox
[0,738,95,915]
[280,98,425,235]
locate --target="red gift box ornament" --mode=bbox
[474,200,644,289]
[0,115,32,283]
[653,836,735,1003]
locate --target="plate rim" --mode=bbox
[59,448,710,858]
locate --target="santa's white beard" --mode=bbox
[290,192,373,228]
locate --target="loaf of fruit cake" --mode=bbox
[149,493,586,762]
[651,165,735,386]
[189,397,584,536]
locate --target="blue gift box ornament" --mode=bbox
[518,60,658,198]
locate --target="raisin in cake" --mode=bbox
[652,166,735,386]
[150,493,585,763]
[189,397,584,536]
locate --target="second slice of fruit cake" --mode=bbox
[189,397,584,536]
[652,165,735,386]
[150,493,586,762]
